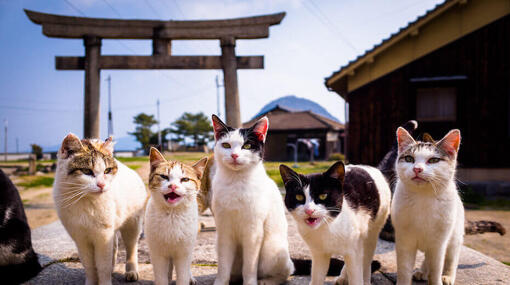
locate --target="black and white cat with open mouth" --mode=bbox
[280,161,390,285]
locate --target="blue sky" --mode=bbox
[0,0,444,151]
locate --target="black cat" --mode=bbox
[0,169,42,284]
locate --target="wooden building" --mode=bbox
[325,0,510,182]
[243,105,344,161]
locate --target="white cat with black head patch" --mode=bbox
[392,128,464,285]
[210,115,294,285]
[280,161,390,285]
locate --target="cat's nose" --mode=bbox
[231,154,239,160]
[305,208,315,216]
[413,167,423,174]
[169,184,177,191]
[97,182,105,189]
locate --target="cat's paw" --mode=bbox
[334,276,348,285]
[442,275,454,285]
[190,276,197,285]
[125,270,139,282]
[413,269,427,281]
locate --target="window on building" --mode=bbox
[416,87,456,121]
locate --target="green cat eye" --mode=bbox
[296,194,304,201]
[319,193,328,200]
[181,177,190,182]
[404,155,414,163]
[428,157,441,164]
[159,174,169,180]
[104,168,113,174]
[222,143,231,149]
[81,169,94,176]
[242,143,251,149]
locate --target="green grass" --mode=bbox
[265,161,333,187]
[18,176,54,188]
[127,164,141,170]
[116,156,149,163]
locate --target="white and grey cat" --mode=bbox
[392,128,464,285]
[53,134,148,285]
[280,161,391,285]
[145,147,208,285]
[210,115,294,285]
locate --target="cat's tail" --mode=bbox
[291,258,381,276]
[465,220,506,236]
[197,154,215,214]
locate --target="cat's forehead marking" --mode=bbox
[219,129,244,144]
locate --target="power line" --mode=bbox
[63,0,86,16]
[143,0,163,18]
[101,0,123,18]
[301,0,358,52]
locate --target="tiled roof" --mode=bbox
[243,110,344,131]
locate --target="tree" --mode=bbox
[129,113,158,154]
[170,112,214,147]
[31,144,43,160]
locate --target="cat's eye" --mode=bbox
[222,143,231,149]
[428,157,441,164]
[104,168,113,174]
[296,194,304,201]
[181,177,190,183]
[319,193,328,200]
[404,155,414,163]
[159,174,169,180]
[81,169,94,176]
[242,143,251,149]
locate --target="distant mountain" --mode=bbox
[253,95,340,122]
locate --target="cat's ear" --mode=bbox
[279,164,299,187]
[324,161,345,184]
[437,129,461,158]
[252,116,269,142]
[60,133,83,158]
[212,114,230,141]
[397,127,416,153]
[192,157,208,179]
[149,147,166,170]
[102,136,115,155]
[422,133,435,143]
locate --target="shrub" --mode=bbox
[328,152,345,162]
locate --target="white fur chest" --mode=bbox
[144,197,198,256]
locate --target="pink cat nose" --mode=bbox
[169,184,177,191]
[413,167,423,174]
[305,208,315,216]
[231,154,239,160]
[97,182,105,189]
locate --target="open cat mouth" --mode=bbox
[163,192,182,204]
[305,217,320,226]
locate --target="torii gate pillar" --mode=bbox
[25,10,285,138]
[84,36,102,138]
[221,37,241,128]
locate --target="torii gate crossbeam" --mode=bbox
[25,9,285,138]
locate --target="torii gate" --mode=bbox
[25,9,285,138]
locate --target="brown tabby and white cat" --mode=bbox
[53,134,148,285]
[145,147,208,285]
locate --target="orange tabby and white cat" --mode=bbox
[145,147,208,285]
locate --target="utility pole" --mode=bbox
[106,75,114,137]
[3,119,7,161]
[157,99,162,150]
[215,74,224,119]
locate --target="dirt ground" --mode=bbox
[464,210,510,264]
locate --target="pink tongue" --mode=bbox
[307,217,318,224]
[166,192,180,201]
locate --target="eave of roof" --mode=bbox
[244,110,344,131]
[324,0,458,94]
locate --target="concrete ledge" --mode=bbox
[25,214,510,284]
